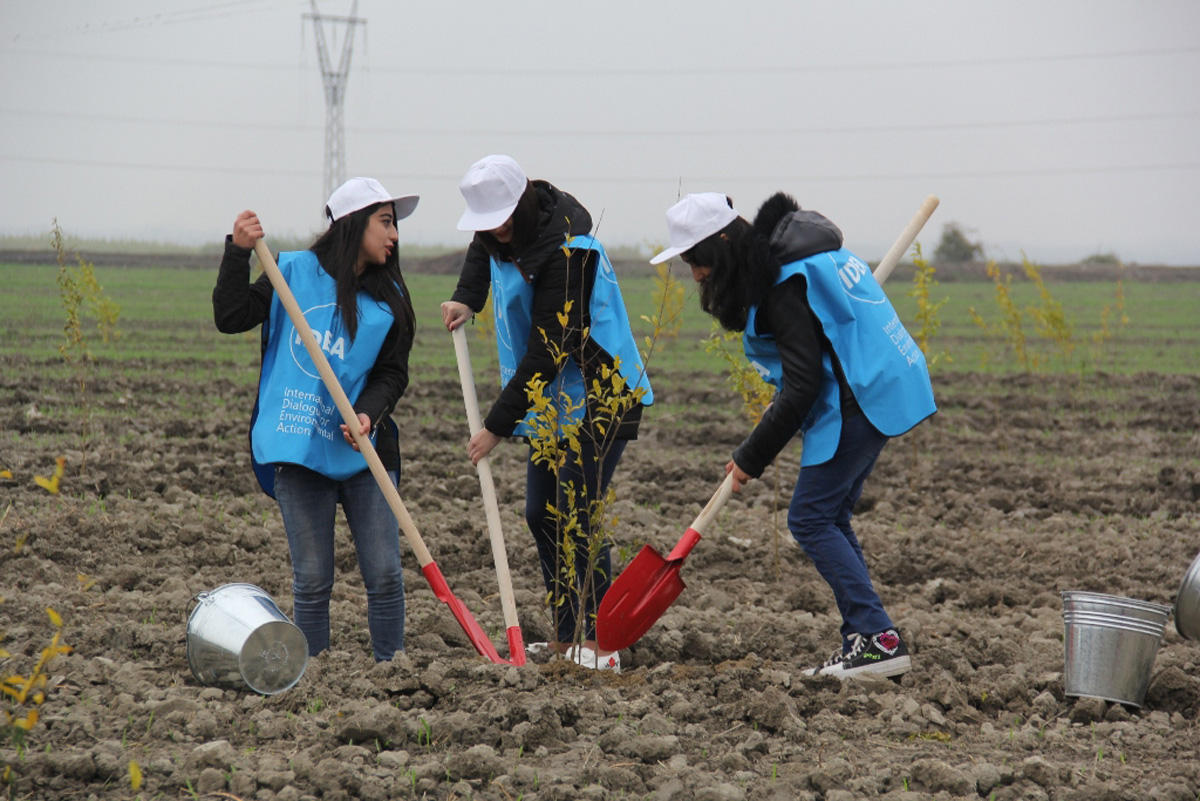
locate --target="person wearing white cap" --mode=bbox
[651,192,936,680]
[441,155,653,672]
[213,176,420,662]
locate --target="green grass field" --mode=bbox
[3,261,1198,377]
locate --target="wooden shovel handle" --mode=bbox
[253,240,434,567]
[451,326,520,631]
[872,195,940,285]
[690,472,736,536]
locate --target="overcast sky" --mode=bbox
[3,1,1198,265]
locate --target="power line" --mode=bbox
[0,154,317,177]
[8,1,288,42]
[361,46,1200,75]
[4,106,1196,137]
[4,44,1198,75]
[5,153,1198,182]
[0,107,319,133]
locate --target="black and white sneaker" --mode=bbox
[806,629,911,679]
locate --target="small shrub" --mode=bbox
[521,244,658,650]
[969,261,1032,371]
[1090,262,1130,363]
[52,219,121,372]
[3,607,72,784]
[907,243,950,368]
[51,220,121,468]
[641,263,686,347]
[1022,255,1075,365]
[703,325,773,424]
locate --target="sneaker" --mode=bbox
[525,642,552,655]
[807,629,910,679]
[804,645,848,677]
[566,644,620,673]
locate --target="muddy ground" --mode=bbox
[2,359,1199,800]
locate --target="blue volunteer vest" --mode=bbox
[490,235,653,438]
[250,250,394,484]
[743,248,936,466]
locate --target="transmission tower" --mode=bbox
[305,0,365,205]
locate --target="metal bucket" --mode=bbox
[1061,590,1171,708]
[186,583,309,695]
[1175,550,1200,640]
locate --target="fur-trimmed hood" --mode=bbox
[752,191,843,266]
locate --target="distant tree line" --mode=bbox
[933,223,1118,266]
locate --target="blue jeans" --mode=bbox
[526,439,626,643]
[274,464,405,661]
[787,411,894,652]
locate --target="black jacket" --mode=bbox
[212,238,408,472]
[451,180,644,441]
[732,211,861,477]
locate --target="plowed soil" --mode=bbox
[2,360,1199,801]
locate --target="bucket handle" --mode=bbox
[186,589,214,622]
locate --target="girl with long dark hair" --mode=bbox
[651,191,936,679]
[213,177,418,661]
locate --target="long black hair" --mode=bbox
[684,192,803,332]
[309,201,415,349]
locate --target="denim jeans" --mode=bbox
[274,464,405,661]
[787,411,894,652]
[525,439,626,643]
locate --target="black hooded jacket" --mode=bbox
[450,180,644,441]
[732,209,862,477]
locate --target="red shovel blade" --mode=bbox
[596,528,702,652]
[506,626,526,667]
[421,562,512,664]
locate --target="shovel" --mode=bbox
[450,325,526,665]
[253,240,512,665]
[596,473,734,651]
[595,194,940,652]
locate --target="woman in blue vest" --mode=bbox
[441,155,653,672]
[213,177,418,662]
[651,191,936,679]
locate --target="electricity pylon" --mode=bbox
[306,0,365,206]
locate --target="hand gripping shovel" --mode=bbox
[450,325,526,665]
[253,240,509,664]
[596,194,940,652]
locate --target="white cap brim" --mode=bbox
[392,195,420,221]
[649,245,687,265]
[456,201,518,232]
[649,192,738,264]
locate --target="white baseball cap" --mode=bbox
[326,177,419,223]
[456,154,529,231]
[649,192,739,264]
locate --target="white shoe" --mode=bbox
[566,644,620,672]
[525,642,552,654]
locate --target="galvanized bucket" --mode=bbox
[186,583,309,695]
[1175,550,1200,640]
[1061,590,1171,708]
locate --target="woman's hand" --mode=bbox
[467,428,501,465]
[232,210,263,250]
[441,301,474,332]
[724,460,753,492]
[340,412,372,451]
